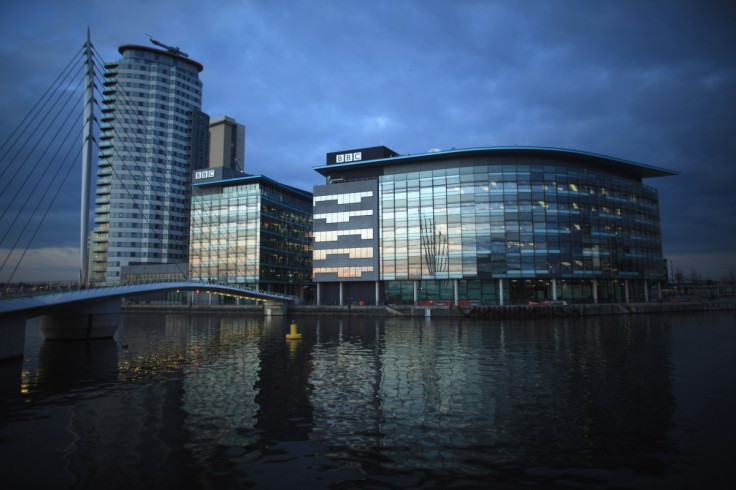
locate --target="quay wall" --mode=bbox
[122,300,735,318]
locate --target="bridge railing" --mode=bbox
[2,278,293,300]
[2,281,82,299]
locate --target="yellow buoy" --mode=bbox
[286,322,302,340]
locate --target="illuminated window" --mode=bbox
[313,209,373,223]
[314,191,373,204]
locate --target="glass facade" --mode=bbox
[380,164,663,280]
[314,147,675,305]
[189,177,313,301]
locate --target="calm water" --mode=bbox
[1,311,734,489]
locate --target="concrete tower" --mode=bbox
[208,116,245,171]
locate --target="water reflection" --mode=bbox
[307,316,677,484]
[36,339,119,392]
[181,316,263,459]
[3,312,726,489]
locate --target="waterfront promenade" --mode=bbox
[123,298,736,318]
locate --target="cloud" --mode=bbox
[1,0,735,282]
[0,247,79,283]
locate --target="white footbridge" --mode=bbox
[0,281,296,361]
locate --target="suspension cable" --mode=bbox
[0,61,86,199]
[0,128,82,280]
[4,145,82,284]
[0,46,84,177]
[0,83,85,230]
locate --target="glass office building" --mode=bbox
[313,146,677,305]
[189,173,313,302]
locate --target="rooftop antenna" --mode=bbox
[145,33,189,57]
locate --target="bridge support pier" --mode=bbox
[39,300,121,340]
[0,315,26,361]
[263,301,287,316]
[40,313,120,340]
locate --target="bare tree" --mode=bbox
[689,269,701,285]
[674,269,684,283]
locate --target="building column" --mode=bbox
[657,281,662,300]
[375,281,380,305]
[498,278,504,306]
[552,279,557,301]
[593,279,598,304]
[339,282,343,306]
[413,280,418,306]
[624,280,630,303]
[644,280,649,303]
[453,279,459,305]
[316,282,321,306]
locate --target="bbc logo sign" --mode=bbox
[194,169,215,180]
[335,152,362,163]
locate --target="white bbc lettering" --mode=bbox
[195,169,215,180]
[335,152,362,164]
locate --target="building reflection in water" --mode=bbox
[181,315,264,460]
[305,315,675,479]
[377,316,675,476]
[4,313,679,487]
[309,318,383,454]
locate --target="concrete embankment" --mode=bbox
[122,303,264,314]
[122,300,735,318]
[291,300,735,319]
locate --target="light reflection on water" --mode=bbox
[0,311,734,489]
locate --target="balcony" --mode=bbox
[91,237,108,248]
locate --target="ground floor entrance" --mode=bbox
[317,278,662,306]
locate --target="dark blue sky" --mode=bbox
[1,0,734,281]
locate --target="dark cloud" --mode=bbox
[1,0,734,280]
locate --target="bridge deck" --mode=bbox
[0,281,294,318]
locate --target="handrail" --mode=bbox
[1,279,292,300]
